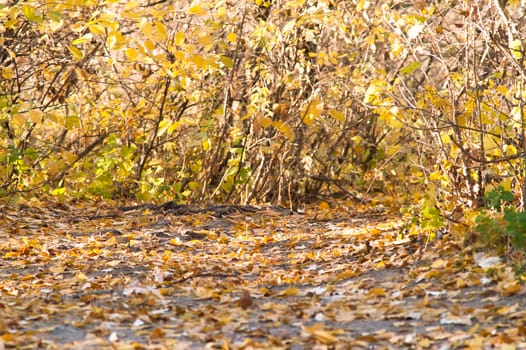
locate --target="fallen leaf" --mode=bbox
[302,323,339,345]
[276,287,299,297]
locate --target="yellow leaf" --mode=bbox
[188,4,207,15]
[318,201,330,210]
[68,45,84,61]
[141,22,154,38]
[328,108,345,122]
[498,280,522,297]
[364,81,384,104]
[107,31,124,50]
[48,17,63,31]
[154,21,167,41]
[335,270,356,280]
[429,171,447,182]
[124,1,140,10]
[88,22,105,35]
[272,121,295,141]
[277,287,298,297]
[144,39,155,51]
[368,288,385,296]
[205,55,218,69]
[11,113,27,128]
[157,119,172,137]
[198,35,214,48]
[202,138,211,151]
[220,55,234,68]
[188,181,200,190]
[1,67,14,79]
[302,98,323,126]
[72,33,93,45]
[175,31,185,46]
[71,22,84,33]
[125,48,139,60]
[75,272,88,282]
[509,39,523,59]
[259,116,272,128]
[191,54,205,68]
[418,338,431,348]
[226,32,237,43]
[368,227,382,236]
[505,144,517,156]
[496,303,518,315]
[169,238,183,246]
[22,5,43,23]
[28,109,43,123]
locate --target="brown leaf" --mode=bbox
[149,328,165,341]
[236,291,253,309]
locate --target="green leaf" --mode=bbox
[400,61,421,75]
[22,5,44,23]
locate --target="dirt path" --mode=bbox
[1,203,525,349]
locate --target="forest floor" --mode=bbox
[1,201,526,349]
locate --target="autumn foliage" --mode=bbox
[4,2,526,347]
[1,0,526,214]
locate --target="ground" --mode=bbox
[0,201,525,349]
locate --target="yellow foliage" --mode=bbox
[154,21,167,41]
[1,67,14,79]
[188,3,207,16]
[226,32,237,43]
[272,121,295,141]
[88,22,105,35]
[68,45,84,61]
[328,108,345,122]
[509,39,524,60]
[175,31,185,46]
[302,97,323,126]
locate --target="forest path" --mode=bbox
[1,202,525,349]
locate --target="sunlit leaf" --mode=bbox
[22,5,43,23]
[220,55,234,68]
[124,1,140,10]
[198,35,214,48]
[226,32,237,43]
[144,39,156,51]
[175,31,185,46]
[1,67,14,79]
[68,45,84,61]
[154,21,167,41]
[272,121,295,141]
[107,31,124,50]
[202,138,211,151]
[302,97,323,126]
[72,33,93,45]
[188,4,207,15]
[509,39,524,59]
[276,287,298,297]
[88,22,106,35]
[125,47,139,60]
[328,108,345,122]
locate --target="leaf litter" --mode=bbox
[1,201,526,349]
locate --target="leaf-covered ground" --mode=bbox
[1,201,526,349]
